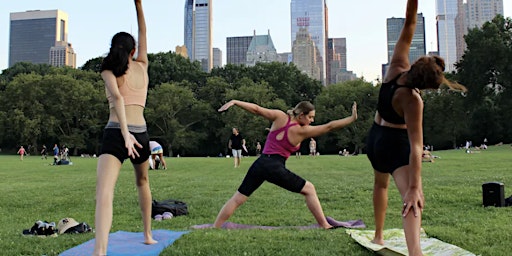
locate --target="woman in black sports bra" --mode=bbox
[365,1,466,255]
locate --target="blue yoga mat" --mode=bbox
[59,229,189,256]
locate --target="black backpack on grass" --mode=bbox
[151,199,188,218]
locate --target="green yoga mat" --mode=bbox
[346,229,476,256]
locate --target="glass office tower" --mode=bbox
[9,9,74,67]
[436,0,458,72]
[386,14,426,64]
[291,0,327,84]
[184,0,213,72]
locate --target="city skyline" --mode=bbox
[1,1,510,82]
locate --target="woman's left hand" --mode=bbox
[125,133,143,159]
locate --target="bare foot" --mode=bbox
[144,238,158,245]
[371,238,384,245]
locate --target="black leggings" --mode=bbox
[237,154,306,196]
[366,123,410,174]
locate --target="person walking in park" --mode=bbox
[41,145,47,160]
[214,100,357,229]
[228,127,246,168]
[93,1,157,255]
[365,1,466,255]
[17,146,26,161]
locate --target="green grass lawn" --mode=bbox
[1,145,511,255]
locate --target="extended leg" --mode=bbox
[372,170,390,245]
[300,181,332,229]
[214,192,248,228]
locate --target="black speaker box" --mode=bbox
[482,182,505,207]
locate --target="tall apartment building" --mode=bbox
[436,0,460,72]
[9,9,76,68]
[465,0,503,29]
[291,0,328,84]
[184,0,213,72]
[226,36,253,65]
[212,47,222,68]
[50,41,76,67]
[384,14,426,78]
[457,0,504,60]
[292,27,321,81]
[327,38,347,84]
[437,0,503,71]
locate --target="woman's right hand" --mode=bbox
[218,100,235,112]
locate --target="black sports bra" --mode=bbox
[377,73,415,124]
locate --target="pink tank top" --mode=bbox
[262,116,300,159]
[107,62,148,108]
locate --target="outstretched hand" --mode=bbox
[218,100,235,112]
[351,101,358,120]
[125,133,143,159]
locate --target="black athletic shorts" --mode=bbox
[366,122,410,174]
[99,128,150,165]
[237,154,306,196]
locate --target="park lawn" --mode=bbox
[0,145,510,255]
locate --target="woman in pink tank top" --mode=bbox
[214,99,357,229]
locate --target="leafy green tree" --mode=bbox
[423,90,469,149]
[220,79,287,155]
[0,73,49,148]
[145,81,212,156]
[456,15,512,143]
[315,79,378,154]
[0,62,53,90]
[211,62,323,107]
[147,51,206,89]
[80,57,104,73]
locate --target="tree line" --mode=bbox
[0,15,510,156]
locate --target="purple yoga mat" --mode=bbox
[191,216,366,230]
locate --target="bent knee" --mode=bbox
[300,181,316,195]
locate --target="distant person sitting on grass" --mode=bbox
[214,99,357,229]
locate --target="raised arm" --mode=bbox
[299,102,358,139]
[218,100,283,122]
[134,0,148,65]
[388,0,418,73]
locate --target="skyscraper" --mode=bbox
[465,0,504,29]
[9,9,75,68]
[436,0,459,72]
[50,41,76,67]
[327,38,347,84]
[213,47,222,68]
[184,0,213,72]
[291,0,328,84]
[387,14,426,64]
[226,36,253,65]
[384,14,426,78]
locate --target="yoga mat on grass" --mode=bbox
[346,228,476,256]
[191,216,366,230]
[59,229,189,256]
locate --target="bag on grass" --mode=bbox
[152,199,188,217]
